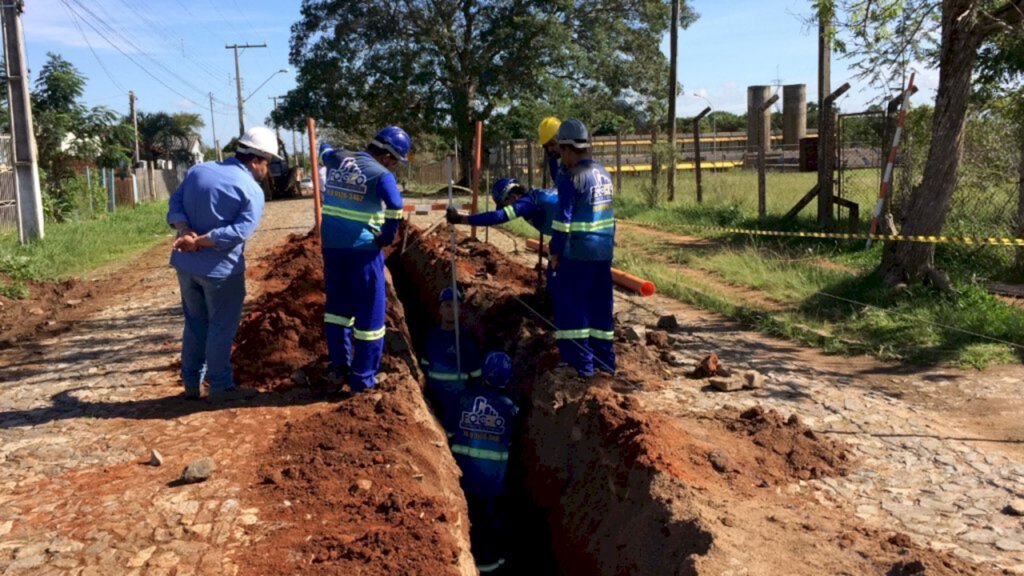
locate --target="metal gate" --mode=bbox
[836,110,886,226]
[0,135,17,236]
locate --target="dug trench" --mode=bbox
[233,226,992,575]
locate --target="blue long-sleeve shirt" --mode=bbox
[167,157,265,278]
[319,145,404,250]
[465,188,559,236]
[550,159,615,261]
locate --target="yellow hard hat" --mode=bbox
[537,117,561,145]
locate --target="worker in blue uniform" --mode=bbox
[319,126,410,393]
[446,177,559,291]
[420,287,481,433]
[549,119,616,378]
[538,116,562,183]
[450,351,519,574]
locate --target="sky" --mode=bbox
[22,0,938,154]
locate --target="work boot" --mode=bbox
[180,384,202,401]
[206,386,259,404]
[318,366,350,397]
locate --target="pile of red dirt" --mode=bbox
[729,405,851,480]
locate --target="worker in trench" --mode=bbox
[445,177,559,291]
[420,287,482,435]
[166,126,278,403]
[318,127,410,393]
[449,351,520,574]
[550,119,617,378]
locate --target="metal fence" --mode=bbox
[0,135,17,235]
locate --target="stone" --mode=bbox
[237,514,258,526]
[149,450,164,467]
[128,546,157,568]
[1004,499,1024,517]
[708,449,733,473]
[996,539,1024,552]
[661,351,692,367]
[656,314,680,331]
[0,520,12,536]
[29,307,44,315]
[709,377,743,392]
[179,458,216,484]
[960,529,998,545]
[742,370,765,390]
[65,299,83,307]
[289,369,310,387]
[645,330,669,348]
[622,325,646,342]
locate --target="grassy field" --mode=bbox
[0,201,172,298]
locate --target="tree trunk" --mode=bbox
[879,0,983,286]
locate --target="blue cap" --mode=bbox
[482,351,513,389]
[439,287,461,302]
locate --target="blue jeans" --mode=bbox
[176,269,246,392]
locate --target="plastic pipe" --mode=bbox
[524,239,656,297]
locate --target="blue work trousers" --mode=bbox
[552,258,616,376]
[176,269,246,392]
[322,247,386,391]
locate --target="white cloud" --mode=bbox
[174,98,198,109]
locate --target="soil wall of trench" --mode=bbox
[230,227,989,576]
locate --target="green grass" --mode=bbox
[0,201,172,297]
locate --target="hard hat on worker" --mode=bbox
[491,178,521,206]
[439,287,461,303]
[237,126,282,160]
[556,119,590,149]
[482,351,513,389]
[537,117,561,146]
[371,126,412,163]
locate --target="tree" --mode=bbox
[830,0,1024,286]
[275,0,696,180]
[136,111,204,161]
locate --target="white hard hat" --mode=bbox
[237,126,281,160]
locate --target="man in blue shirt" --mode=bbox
[420,287,481,434]
[549,119,616,378]
[319,127,410,393]
[166,126,276,402]
[450,351,519,574]
[446,177,559,290]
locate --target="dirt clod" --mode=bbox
[708,449,734,473]
[179,458,215,484]
[646,329,670,348]
[656,314,680,331]
[692,353,720,378]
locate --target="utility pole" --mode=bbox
[667,0,679,202]
[225,42,266,137]
[208,92,222,161]
[268,95,281,144]
[816,4,833,227]
[129,91,140,166]
[2,1,43,242]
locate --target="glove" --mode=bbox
[445,206,462,225]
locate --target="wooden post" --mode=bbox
[471,120,482,240]
[615,131,623,193]
[694,106,711,204]
[307,117,322,234]
[758,95,779,218]
[667,0,679,202]
[526,140,535,189]
[508,141,515,177]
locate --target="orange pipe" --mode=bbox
[307,117,322,235]
[525,239,656,297]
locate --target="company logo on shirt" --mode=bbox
[326,156,368,196]
[590,169,613,206]
[459,396,506,435]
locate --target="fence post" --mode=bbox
[85,167,93,214]
[107,169,116,213]
[818,83,850,227]
[615,131,623,193]
[526,140,534,190]
[694,107,711,204]
[757,95,779,218]
[508,141,514,177]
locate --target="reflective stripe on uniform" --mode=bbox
[469,369,482,377]
[427,371,476,382]
[324,313,354,327]
[353,326,386,341]
[322,204,385,225]
[552,220,570,233]
[590,328,615,341]
[477,559,506,573]
[384,208,404,220]
[450,444,509,461]
[556,328,590,340]
[568,219,615,232]
[503,205,517,220]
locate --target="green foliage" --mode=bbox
[136,111,204,161]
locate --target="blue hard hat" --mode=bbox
[439,287,461,302]
[482,351,513,389]
[371,126,411,162]
[491,178,521,206]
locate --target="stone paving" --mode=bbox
[0,199,316,575]
[616,298,1024,575]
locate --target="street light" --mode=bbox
[244,69,288,103]
[691,93,716,156]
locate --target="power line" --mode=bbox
[60,0,127,94]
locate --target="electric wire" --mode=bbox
[60,1,127,94]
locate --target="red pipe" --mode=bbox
[525,239,656,297]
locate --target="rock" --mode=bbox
[127,546,157,568]
[692,353,720,378]
[1005,499,1024,517]
[709,377,743,392]
[661,351,691,367]
[149,450,164,467]
[656,314,680,331]
[0,520,12,536]
[645,330,669,348]
[350,478,373,494]
[708,449,733,473]
[742,370,765,389]
[995,539,1024,552]
[621,325,646,342]
[29,307,44,315]
[179,458,216,484]
[65,299,83,307]
[290,369,310,387]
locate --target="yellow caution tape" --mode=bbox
[628,220,1024,246]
